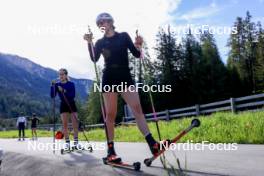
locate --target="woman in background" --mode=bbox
[30,113,40,140]
[50,68,80,149]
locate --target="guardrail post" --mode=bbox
[124,105,128,122]
[166,109,170,121]
[195,104,200,116]
[122,116,126,123]
[230,98,236,113]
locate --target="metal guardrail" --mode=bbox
[124,93,264,122]
[1,93,263,130]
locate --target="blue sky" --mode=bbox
[0,0,263,79]
[171,0,264,63]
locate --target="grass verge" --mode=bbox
[0,111,263,144]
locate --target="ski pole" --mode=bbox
[136,30,166,166]
[86,26,110,144]
[52,83,56,154]
[136,30,162,141]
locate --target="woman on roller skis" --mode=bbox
[50,68,81,150]
[83,13,167,163]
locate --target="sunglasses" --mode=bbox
[98,20,109,26]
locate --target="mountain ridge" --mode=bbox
[0,52,93,118]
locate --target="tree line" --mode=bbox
[82,11,264,125]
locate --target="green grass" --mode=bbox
[1,111,264,144]
[0,129,53,138]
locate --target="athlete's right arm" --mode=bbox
[88,40,101,62]
[24,117,27,127]
[50,82,58,98]
[16,117,19,127]
[84,33,101,62]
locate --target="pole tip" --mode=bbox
[88,25,92,34]
[136,29,138,36]
[191,119,200,127]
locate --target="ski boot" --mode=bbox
[105,142,121,163]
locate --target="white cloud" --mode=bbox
[0,0,181,79]
[179,2,221,21]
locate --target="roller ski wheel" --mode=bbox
[61,149,73,155]
[103,157,107,164]
[60,145,73,155]
[133,162,141,171]
[144,158,152,167]
[88,146,93,153]
[73,145,84,151]
[61,148,72,155]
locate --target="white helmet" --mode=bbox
[96,13,114,26]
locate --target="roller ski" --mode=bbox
[102,156,141,171]
[144,119,201,167]
[102,142,141,171]
[60,142,93,155]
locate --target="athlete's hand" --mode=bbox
[135,35,143,49]
[83,33,93,43]
[58,86,64,92]
[51,80,56,86]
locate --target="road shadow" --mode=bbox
[107,166,157,176]
[148,165,229,176]
[62,149,100,168]
[63,151,156,176]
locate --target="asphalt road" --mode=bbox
[0,138,263,176]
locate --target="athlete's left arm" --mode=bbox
[125,32,141,58]
[67,82,76,100]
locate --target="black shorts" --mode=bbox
[60,101,77,114]
[31,125,37,129]
[102,67,134,92]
